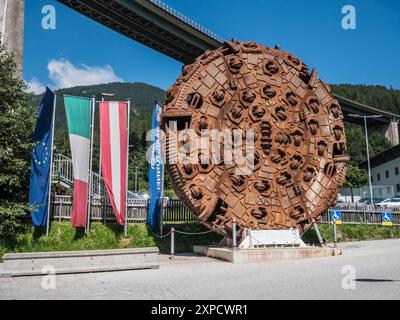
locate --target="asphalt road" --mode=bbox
[1,239,400,300]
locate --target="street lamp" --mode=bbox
[101,93,115,100]
[348,114,383,205]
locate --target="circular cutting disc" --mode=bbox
[162,40,350,238]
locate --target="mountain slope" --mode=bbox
[331,84,400,115]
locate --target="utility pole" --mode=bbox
[0,0,24,77]
[348,114,383,205]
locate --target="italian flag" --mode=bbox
[64,95,93,227]
[99,101,128,225]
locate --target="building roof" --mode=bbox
[361,144,400,169]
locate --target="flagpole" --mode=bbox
[158,102,165,237]
[160,159,165,237]
[86,97,96,234]
[124,99,131,237]
[46,92,57,236]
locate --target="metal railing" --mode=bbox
[322,207,400,226]
[51,195,196,224]
[148,0,224,43]
[51,194,400,226]
[52,154,73,187]
[52,195,149,223]
[162,199,196,223]
[52,153,139,199]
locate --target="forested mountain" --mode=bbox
[31,82,400,190]
[32,82,166,147]
[331,84,399,165]
[331,84,400,115]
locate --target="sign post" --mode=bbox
[330,210,342,225]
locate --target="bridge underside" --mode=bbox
[334,94,399,146]
[57,0,222,64]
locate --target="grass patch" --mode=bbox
[0,222,157,259]
[303,224,400,244]
[0,221,222,258]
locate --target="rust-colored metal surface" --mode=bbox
[162,40,350,238]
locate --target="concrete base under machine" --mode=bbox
[193,246,341,263]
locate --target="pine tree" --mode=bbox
[0,42,35,240]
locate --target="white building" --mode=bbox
[365,144,400,196]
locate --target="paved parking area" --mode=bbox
[1,239,400,300]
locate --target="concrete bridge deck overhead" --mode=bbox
[334,94,400,126]
[333,94,399,145]
[57,0,224,64]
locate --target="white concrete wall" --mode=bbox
[370,157,400,196]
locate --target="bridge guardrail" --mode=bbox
[149,0,224,43]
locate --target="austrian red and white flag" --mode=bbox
[99,101,128,225]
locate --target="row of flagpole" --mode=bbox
[42,92,131,236]
[29,88,164,237]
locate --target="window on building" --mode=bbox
[396,167,399,176]
[371,176,374,183]
[386,170,389,179]
[377,173,381,181]
[397,184,400,193]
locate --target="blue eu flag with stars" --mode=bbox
[29,88,55,227]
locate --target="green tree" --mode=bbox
[344,123,392,165]
[0,42,35,240]
[345,164,368,189]
[344,164,368,202]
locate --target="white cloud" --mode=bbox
[47,59,123,89]
[26,77,46,95]
[26,59,123,94]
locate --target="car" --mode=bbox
[136,192,150,200]
[374,198,400,208]
[356,198,385,205]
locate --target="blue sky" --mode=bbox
[24,0,400,94]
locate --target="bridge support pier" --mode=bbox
[0,0,24,76]
[373,120,399,146]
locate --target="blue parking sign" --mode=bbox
[330,210,342,224]
[381,212,393,226]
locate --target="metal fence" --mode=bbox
[51,195,196,224]
[322,207,400,226]
[162,199,197,223]
[51,195,400,226]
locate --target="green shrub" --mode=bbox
[0,202,28,242]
